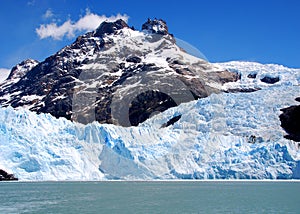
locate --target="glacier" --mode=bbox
[0,61,300,180]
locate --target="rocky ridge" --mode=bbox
[0,19,239,126]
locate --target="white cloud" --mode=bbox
[0,68,10,83]
[36,11,129,40]
[43,9,54,19]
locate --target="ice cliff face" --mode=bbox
[0,61,299,180]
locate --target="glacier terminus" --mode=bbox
[0,19,299,180]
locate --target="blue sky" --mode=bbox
[0,0,299,70]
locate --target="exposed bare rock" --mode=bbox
[0,169,18,181]
[261,75,280,84]
[280,98,300,142]
[0,19,238,126]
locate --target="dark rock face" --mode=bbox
[247,135,263,144]
[280,99,300,142]
[7,59,39,80]
[0,169,18,181]
[247,72,257,79]
[225,87,261,93]
[261,75,280,84]
[94,19,129,37]
[161,115,182,128]
[129,91,178,126]
[209,71,240,84]
[142,18,169,35]
[0,19,239,127]
[126,56,141,63]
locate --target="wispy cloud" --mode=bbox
[27,0,35,6]
[0,68,10,82]
[36,10,129,40]
[43,9,54,19]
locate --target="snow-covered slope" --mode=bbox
[0,19,238,126]
[0,61,299,180]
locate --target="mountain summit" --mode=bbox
[94,19,129,37]
[0,18,239,126]
[142,18,169,35]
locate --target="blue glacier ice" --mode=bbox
[0,62,299,180]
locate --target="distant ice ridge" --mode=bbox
[215,61,300,90]
[0,61,300,180]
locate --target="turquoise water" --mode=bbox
[0,181,299,213]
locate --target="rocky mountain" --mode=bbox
[0,19,239,126]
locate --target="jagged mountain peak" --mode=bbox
[142,18,169,35]
[92,18,170,37]
[94,19,129,37]
[7,59,39,80]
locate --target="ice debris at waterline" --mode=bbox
[0,85,299,180]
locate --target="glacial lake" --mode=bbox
[0,181,299,213]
